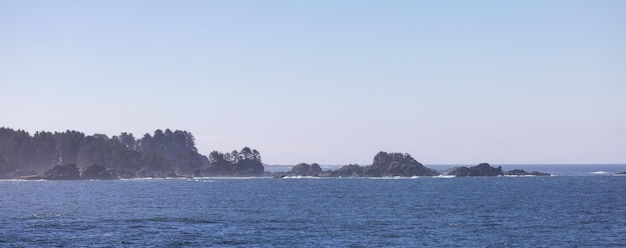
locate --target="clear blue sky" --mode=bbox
[1,1,624,165]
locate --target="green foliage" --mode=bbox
[203,147,264,176]
[0,127,212,178]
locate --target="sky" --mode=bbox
[1,0,625,165]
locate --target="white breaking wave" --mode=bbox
[193,176,262,180]
[433,175,455,178]
[281,176,322,179]
[591,171,611,175]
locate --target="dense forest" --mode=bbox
[0,127,264,179]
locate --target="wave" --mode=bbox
[591,171,611,175]
[502,174,552,177]
[192,176,266,180]
[280,176,323,179]
[0,179,38,182]
[433,175,455,178]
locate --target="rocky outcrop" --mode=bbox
[290,163,322,176]
[448,163,502,177]
[331,164,364,177]
[42,164,81,180]
[447,167,470,177]
[504,169,551,176]
[7,170,38,179]
[81,164,116,180]
[360,152,439,177]
[106,169,136,179]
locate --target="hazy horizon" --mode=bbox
[2,1,624,165]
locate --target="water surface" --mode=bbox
[1,176,624,247]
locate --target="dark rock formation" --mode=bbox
[41,164,81,180]
[290,163,322,176]
[106,169,135,179]
[279,152,440,178]
[331,164,364,177]
[362,152,439,177]
[448,163,502,177]
[447,167,470,177]
[504,169,551,176]
[6,170,38,179]
[81,164,116,180]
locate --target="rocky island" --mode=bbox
[0,127,551,180]
[279,158,550,178]
[447,163,503,177]
[504,169,551,176]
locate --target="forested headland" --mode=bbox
[0,127,263,179]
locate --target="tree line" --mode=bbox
[0,127,264,178]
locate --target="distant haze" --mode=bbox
[1,1,624,165]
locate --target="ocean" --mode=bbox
[1,165,625,247]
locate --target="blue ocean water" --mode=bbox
[1,175,625,247]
